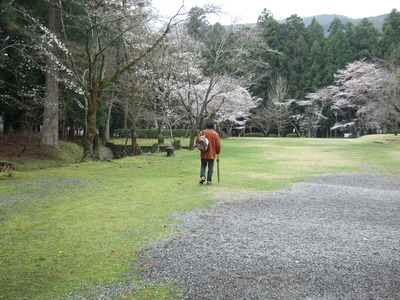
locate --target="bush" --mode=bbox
[245,133,265,137]
[138,129,159,139]
[115,129,130,138]
[285,133,298,138]
[165,129,192,138]
[268,134,277,137]
[114,129,192,139]
[114,129,159,139]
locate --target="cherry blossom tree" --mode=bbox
[302,60,399,136]
[163,29,259,147]
[249,103,276,136]
[208,79,260,134]
[24,0,215,159]
[115,69,152,155]
[249,76,296,137]
[139,42,185,144]
[329,60,396,135]
[268,75,292,136]
[299,87,331,137]
[61,0,169,159]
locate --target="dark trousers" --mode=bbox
[201,159,215,182]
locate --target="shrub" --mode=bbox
[285,133,298,138]
[245,133,265,137]
[165,129,191,138]
[114,129,192,139]
[115,129,130,138]
[138,129,159,139]
[268,134,277,137]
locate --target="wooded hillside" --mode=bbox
[1,1,399,159]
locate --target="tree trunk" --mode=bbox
[157,119,164,144]
[82,81,103,160]
[104,98,113,141]
[189,128,198,150]
[130,125,142,155]
[123,102,129,129]
[40,0,61,148]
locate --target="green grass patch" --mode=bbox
[1,135,399,299]
[0,140,83,172]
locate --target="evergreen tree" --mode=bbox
[282,15,308,98]
[306,17,325,46]
[353,18,380,60]
[0,0,48,135]
[344,21,356,58]
[304,18,325,91]
[380,9,400,63]
[252,9,283,100]
[186,6,210,40]
[305,40,323,91]
[322,18,353,85]
[289,34,309,97]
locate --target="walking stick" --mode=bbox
[217,154,220,183]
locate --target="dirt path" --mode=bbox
[99,146,113,159]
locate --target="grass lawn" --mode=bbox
[0,135,399,299]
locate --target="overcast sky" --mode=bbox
[151,0,399,24]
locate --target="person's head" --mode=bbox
[206,119,215,129]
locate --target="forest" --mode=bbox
[1,0,399,159]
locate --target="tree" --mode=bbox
[322,18,354,85]
[166,30,215,147]
[140,42,182,145]
[380,9,400,63]
[122,71,151,155]
[249,103,275,136]
[186,6,210,39]
[251,10,286,100]
[204,78,260,133]
[164,26,259,145]
[268,75,291,136]
[28,0,209,159]
[281,15,308,98]
[329,60,395,135]
[304,18,325,92]
[40,0,61,148]
[0,0,47,136]
[304,40,323,91]
[353,18,380,60]
[300,88,331,137]
[66,0,159,159]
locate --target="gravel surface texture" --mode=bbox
[138,172,400,299]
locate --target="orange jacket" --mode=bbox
[196,129,221,160]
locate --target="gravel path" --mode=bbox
[138,172,400,299]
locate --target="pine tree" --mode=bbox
[380,9,400,63]
[353,18,380,60]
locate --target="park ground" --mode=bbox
[0,134,399,298]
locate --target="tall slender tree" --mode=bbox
[41,0,205,159]
[380,9,400,63]
[353,18,380,60]
[40,0,61,148]
[322,18,353,85]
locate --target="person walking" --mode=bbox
[196,120,221,185]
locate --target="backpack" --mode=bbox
[197,130,209,152]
